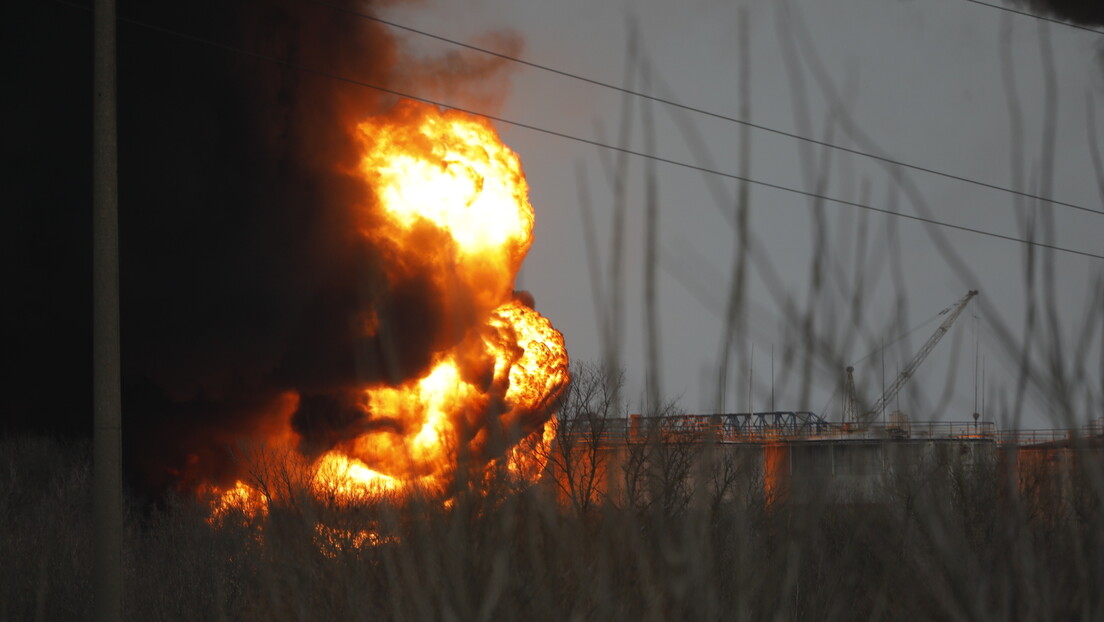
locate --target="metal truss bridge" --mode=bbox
[557,411,833,444]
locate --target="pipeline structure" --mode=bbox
[546,411,1104,506]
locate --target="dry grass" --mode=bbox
[3,426,1102,621]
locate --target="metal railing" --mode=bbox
[996,420,1104,446]
[552,414,1104,446]
[805,421,997,441]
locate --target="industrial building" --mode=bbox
[546,290,1102,507]
[546,411,1104,507]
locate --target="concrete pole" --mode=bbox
[93,0,123,619]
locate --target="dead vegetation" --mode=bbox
[3,409,1102,621]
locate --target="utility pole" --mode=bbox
[94,0,123,619]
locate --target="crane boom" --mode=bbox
[859,290,979,424]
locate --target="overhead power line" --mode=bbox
[56,1,1104,261]
[304,0,1103,218]
[962,0,1104,36]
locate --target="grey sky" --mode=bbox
[383,0,1102,428]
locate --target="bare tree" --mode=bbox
[542,362,625,513]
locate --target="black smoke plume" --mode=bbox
[5,0,521,494]
[1008,0,1104,26]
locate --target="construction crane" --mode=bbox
[846,290,979,425]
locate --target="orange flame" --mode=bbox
[348,299,568,483]
[358,101,533,315]
[209,100,568,519]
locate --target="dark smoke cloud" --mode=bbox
[3,3,93,438]
[1007,0,1104,26]
[102,1,521,497]
[2,0,522,493]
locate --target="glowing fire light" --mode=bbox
[209,100,568,522]
[359,102,534,315]
[349,299,567,482]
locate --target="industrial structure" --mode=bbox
[546,292,1103,506]
[845,289,979,426]
[548,410,1104,506]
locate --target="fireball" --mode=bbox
[209,100,568,515]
